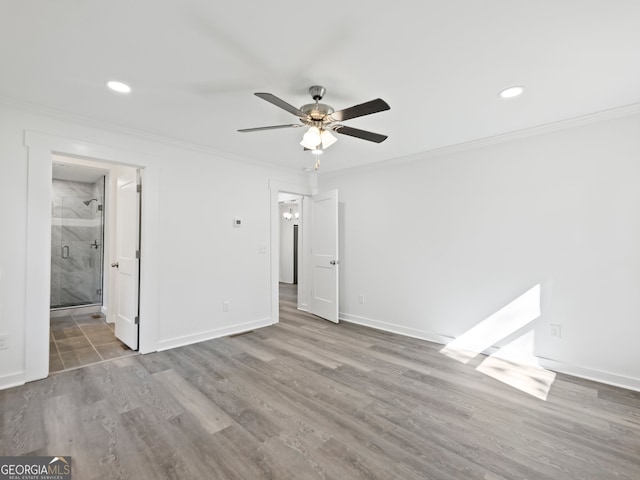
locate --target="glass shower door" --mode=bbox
[50,193,104,309]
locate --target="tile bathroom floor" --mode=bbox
[49,312,136,373]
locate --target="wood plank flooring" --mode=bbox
[1,283,639,479]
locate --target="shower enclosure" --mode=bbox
[50,178,105,309]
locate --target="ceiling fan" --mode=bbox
[238,86,390,157]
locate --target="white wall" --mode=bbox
[320,110,640,390]
[0,102,310,388]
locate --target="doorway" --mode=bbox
[270,183,339,324]
[24,130,160,384]
[278,193,303,308]
[48,156,139,372]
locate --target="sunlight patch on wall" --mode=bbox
[476,331,556,401]
[440,284,541,364]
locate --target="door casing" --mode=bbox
[24,131,161,384]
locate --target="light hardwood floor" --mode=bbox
[1,284,639,479]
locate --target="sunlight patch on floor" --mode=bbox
[440,284,541,364]
[439,284,556,400]
[476,331,556,401]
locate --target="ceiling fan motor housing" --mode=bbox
[301,103,334,123]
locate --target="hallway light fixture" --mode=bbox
[282,206,299,221]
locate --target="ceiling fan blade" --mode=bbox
[328,98,390,122]
[255,93,308,118]
[332,125,388,143]
[238,124,302,132]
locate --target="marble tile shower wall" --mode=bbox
[51,178,105,309]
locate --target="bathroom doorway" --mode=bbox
[48,157,136,372]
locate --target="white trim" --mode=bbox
[25,145,54,382]
[538,358,640,393]
[339,312,453,346]
[0,372,26,390]
[269,180,313,325]
[137,166,160,354]
[320,102,640,180]
[340,311,640,393]
[24,130,162,384]
[6,95,640,180]
[1,96,299,175]
[156,318,272,351]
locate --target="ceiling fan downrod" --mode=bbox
[308,85,326,102]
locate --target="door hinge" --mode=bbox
[136,250,141,259]
[135,316,139,325]
[137,184,142,193]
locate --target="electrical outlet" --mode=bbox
[358,295,365,304]
[0,334,8,350]
[549,324,561,339]
[223,301,230,312]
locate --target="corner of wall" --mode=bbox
[0,371,25,391]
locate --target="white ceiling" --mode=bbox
[2,1,639,173]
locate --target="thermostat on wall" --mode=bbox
[233,218,242,228]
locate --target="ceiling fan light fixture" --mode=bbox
[320,129,337,149]
[311,147,323,155]
[300,126,321,149]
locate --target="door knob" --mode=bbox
[330,260,340,265]
[111,262,119,268]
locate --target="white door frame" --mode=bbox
[269,180,313,324]
[24,131,161,383]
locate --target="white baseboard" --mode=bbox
[156,317,272,352]
[339,311,640,393]
[101,305,111,322]
[538,358,640,393]
[0,371,25,391]
[339,312,453,346]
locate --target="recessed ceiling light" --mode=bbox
[499,86,524,99]
[106,80,131,94]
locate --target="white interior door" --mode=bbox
[113,168,140,350]
[309,189,339,323]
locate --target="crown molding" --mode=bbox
[0,94,304,176]
[3,94,639,180]
[320,102,640,180]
